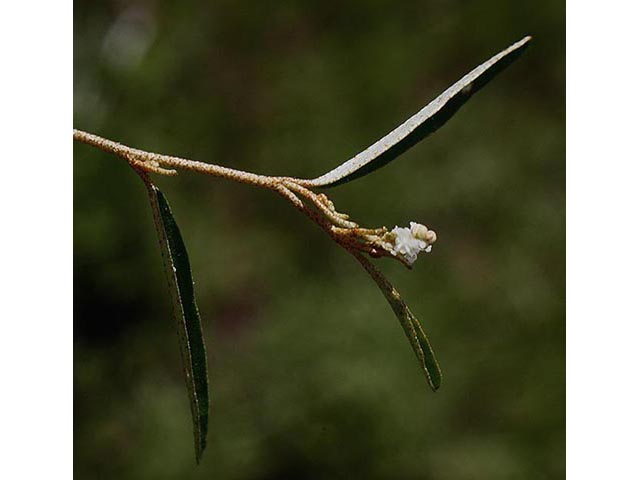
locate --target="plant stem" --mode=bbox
[73,128,407,266]
[73,129,306,188]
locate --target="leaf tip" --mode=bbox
[195,442,207,465]
[512,35,533,54]
[428,373,442,392]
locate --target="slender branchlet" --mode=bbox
[73,129,437,267]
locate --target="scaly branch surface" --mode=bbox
[73,129,437,268]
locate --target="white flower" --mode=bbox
[382,222,436,265]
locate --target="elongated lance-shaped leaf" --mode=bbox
[352,252,442,391]
[307,36,531,188]
[140,177,210,463]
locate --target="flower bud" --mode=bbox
[410,222,436,244]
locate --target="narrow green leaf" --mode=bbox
[353,252,442,391]
[308,36,531,188]
[142,179,209,463]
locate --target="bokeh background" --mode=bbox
[74,1,565,478]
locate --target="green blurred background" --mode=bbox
[74,1,564,478]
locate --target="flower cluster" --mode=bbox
[381,222,437,265]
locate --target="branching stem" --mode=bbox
[73,129,410,265]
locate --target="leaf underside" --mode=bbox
[143,181,209,464]
[354,252,442,391]
[308,36,531,188]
